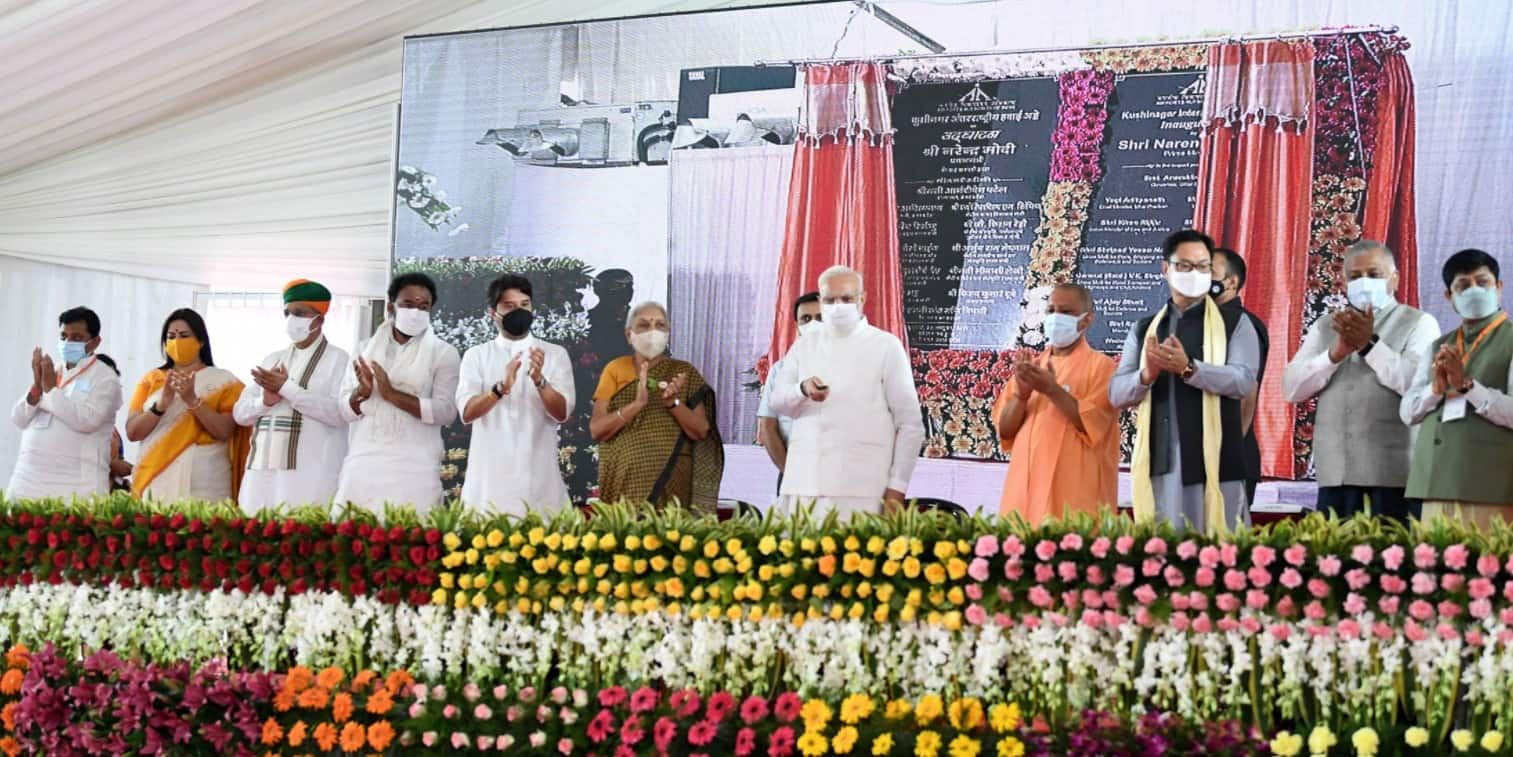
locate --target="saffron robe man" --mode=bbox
[992,284,1119,523]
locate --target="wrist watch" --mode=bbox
[492,382,506,398]
[1358,334,1380,358]
[1460,377,1475,394]
[1179,361,1197,381]
[533,375,546,389]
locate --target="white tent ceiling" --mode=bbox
[0,0,1508,312]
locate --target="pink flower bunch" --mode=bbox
[1048,69,1115,183]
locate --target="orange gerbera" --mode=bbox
[351,670,377,692]
[366,721,396,751]
[297,687,330,710]
[339,722,366,753]
[365,689,394,716]
[332,693,354,723]
[0,736,19,757]
[260,719,284,746]
[0,670,22,696]
[314,722,339,751]
[1,703,16,732]
[285,666,314,694]
[287,721,308,748]
[3,645,28,671]
[383,670,414,696]
[273,687,297,713]
[315,667,344,691]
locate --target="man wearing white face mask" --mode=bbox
[1402,249,1513,526]
[991,284,1118,524]
[769,266,925,517]
[335,272,461,513]
[757,292,822,494]
[233,279,351,512]
[1282,241,1438,520]
[8,307,123,500]
[1110,230,1262,532]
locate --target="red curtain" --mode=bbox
[1194,41,1316,481]
[1361,53,1419,307]
[763,63,907,377]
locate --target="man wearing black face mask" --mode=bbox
[1211,249,1270,507]
[457,274,575,514]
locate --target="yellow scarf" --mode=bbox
[129,368,250,501]
[1131,298,1229,532]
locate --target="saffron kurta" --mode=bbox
[992,341,1119,524]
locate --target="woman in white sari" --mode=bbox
[125,309,248,503]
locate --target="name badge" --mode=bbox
[1443,396,1468,423]
[66,380,92,398]
[33,411,51,429]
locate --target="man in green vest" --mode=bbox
[1403,249,1513,527]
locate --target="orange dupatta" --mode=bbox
[129,368,251,502]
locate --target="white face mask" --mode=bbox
[285,315,316,343]
[1169,270,1212,299]
[631,329,668,359]
[393,306,431,337]
[1346,277,1393,311]
[822,302,862,333]
[1453,285,1501,320]
[1043,313,1086,349]
[798,320,824,338]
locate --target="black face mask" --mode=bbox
[1209,279,1227,298]
[499,308,534,337]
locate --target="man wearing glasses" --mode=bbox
[1110,229,1262,533]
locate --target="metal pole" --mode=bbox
[755,24,1399,67]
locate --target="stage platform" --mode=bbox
[717,444,1315,517]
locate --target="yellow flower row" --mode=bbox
[795,696,1025,757]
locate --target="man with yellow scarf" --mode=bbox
[1109,230,1262,533]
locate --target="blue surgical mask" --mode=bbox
[58,340,87,365]
[1043,313,1085,349]
[1453,286,1501,321]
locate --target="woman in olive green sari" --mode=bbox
[589,302,724,510]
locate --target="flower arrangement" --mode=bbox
[1081,44,1209,74]
[909,349,1017,460]
[395,166,460,231]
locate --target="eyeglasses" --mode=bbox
[1169,260,1212,274]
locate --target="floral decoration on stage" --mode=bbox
[1014,69,1113,350]
[1081,44,1209,74]
[910,349,1016,459]
[4,496,1513,751]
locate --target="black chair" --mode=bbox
[913,498,969,518]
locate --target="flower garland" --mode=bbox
[1292,34,1411,473]
[1081,44,1209,74]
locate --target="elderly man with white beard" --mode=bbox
[769,265,925,517]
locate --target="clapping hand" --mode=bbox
[1143,335,1191,382]
[368,361,395,400]
[173,369,197,404]
[1330,306,1374,360]
[352,359,376,402]
[499,354,523,396]
[1012,353,1036,400]
[528,348,545,386]
[1434,344,1467,395]
[252,365,289,406]
[661,372,687,408]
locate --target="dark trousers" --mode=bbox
[1245,479,1258,508]
[1316,485,1419,521]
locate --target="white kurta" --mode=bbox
[456,335,575,514]
[233,338,351,512]
[7,357,123,500]
[769,318,925,517]
[334,326,460,513]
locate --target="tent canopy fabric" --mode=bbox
[0,0,1508,320]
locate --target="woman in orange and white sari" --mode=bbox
[125,309,249,503]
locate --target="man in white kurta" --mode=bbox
[233,280,350,512]
[334,274,461,513]
[456,276,575,514]
[770,266,925,517]
[8,308,124,500]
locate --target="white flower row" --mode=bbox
[1,583,1511,730]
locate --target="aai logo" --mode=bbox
[959,83,991,103]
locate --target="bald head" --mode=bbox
[1051,283,1093,314]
